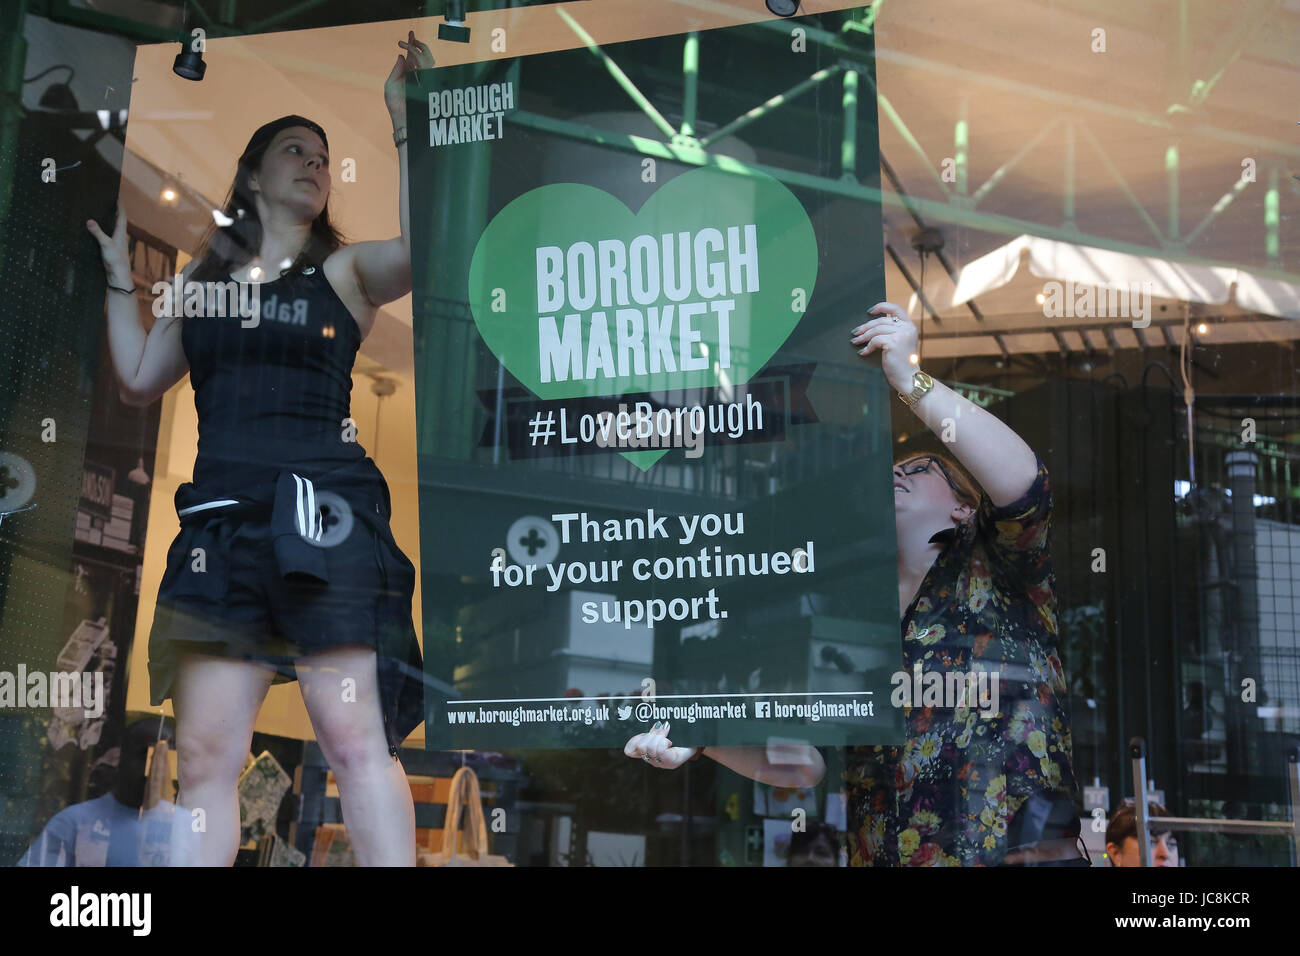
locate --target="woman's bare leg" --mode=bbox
[170,651,277,865]
[295,643,415,866]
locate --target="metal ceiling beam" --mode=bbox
[37,0,186,42]
[885,242,942,327]
[1187,0,1281,108]
[247,0,335,34]
[846,41,1300,160]
[919,314,1298,340]
[878,154,1009,358]
[558,6,676,140]
[508,108,1300,284]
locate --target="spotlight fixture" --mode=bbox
[172,41,206,81]
[439,0,471,43]
[766,0,801,16]
[159,184,179,207]
[1196,322,1209,335]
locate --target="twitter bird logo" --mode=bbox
[617,705,633,720]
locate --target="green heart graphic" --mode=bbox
[468,166,818,467]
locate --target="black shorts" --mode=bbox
[146,484,425,752]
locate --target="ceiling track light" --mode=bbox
[173,3,206,80]
[173,40,205,80]
[766,0,801,16]
[439,0,472,43]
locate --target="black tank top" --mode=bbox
[181,265,367,492]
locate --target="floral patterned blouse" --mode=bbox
[843,456,1079,866]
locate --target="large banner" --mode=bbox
[409,12,902,749]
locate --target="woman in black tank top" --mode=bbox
[88,33,436,867]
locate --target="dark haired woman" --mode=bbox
[87,33,435,866]
[627,302,1084,867]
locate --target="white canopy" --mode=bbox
[899,234,1300,359]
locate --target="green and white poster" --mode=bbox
[408,12,903,749]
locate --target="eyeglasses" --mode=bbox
[896,456,964,498]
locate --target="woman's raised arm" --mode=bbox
[88,205,189,406]
[342,31,435,309]
[852,302,1038,507]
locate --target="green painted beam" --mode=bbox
[865,45,1300,161]
[841,69,858,180]
[969,116,1059,206]
[1183,168,1253,246]
[557,6,676,140]
[43,0,183,42]
[681,32,698,138]
[188,0,220,31]
[1188,0,1280,107]
[869,80,950,197]
[1077,121,1165,245]
[954,100,967,196]
[247,0,345,33]
[505,108,1300,284]
[1266,165,1280,264]
[698,65,840,149]
[1166,142,1180,240]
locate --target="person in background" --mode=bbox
[787,823,841,867]
[1106,802,1179,867]
[18,717,176,867]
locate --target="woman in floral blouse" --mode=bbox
[626,301,1084,867]
[840,442,1080,866]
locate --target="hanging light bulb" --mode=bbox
[128,457,151,486]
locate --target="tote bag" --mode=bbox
[420,766,512,867]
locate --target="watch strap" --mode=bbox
[899,370,934,407]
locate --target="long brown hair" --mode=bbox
[186,117,346,285]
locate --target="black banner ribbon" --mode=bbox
[476,363,819,460]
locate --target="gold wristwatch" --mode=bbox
[898,369,935,408]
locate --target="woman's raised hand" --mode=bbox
[850,301,921,393]
[86,203,131,287]
[624,721,698,770]
[385,31,436,122]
